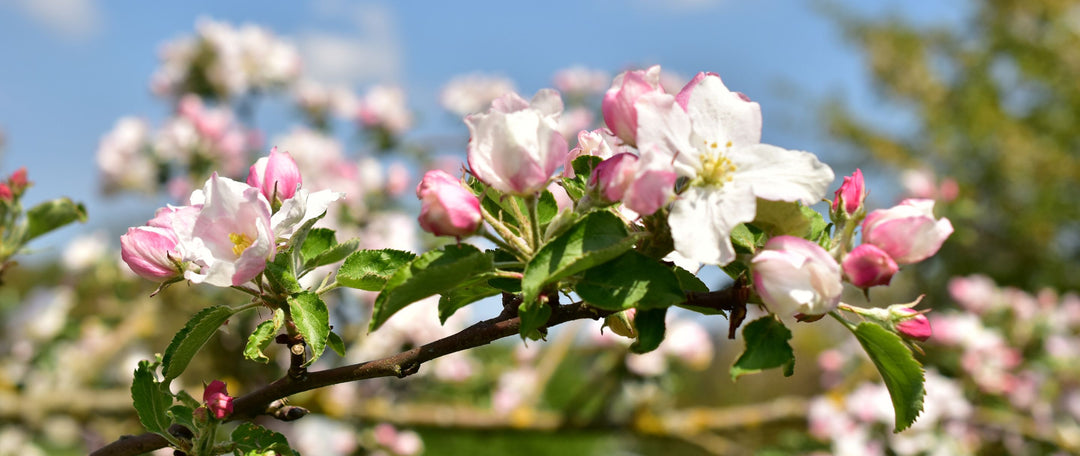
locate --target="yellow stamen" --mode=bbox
[699,150,737,188]
[229,232,254,257]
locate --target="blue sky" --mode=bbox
[0,0,970,252]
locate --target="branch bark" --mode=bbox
[89,288,747,456]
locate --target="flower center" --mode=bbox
[229,232,254,257]
[698,141,736,188]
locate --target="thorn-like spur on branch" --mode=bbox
[90,282,750,456]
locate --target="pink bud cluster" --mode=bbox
[203,380,234,419]
[0,167,29,203]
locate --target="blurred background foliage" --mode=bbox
[824,0,1080,294]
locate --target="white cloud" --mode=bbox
[4,0,102,40]
[298,2,402,85]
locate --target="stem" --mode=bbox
[479,206,531,258]
[828,310,858,332]
[480,229,520,257]
[91,285,750,456]
[525,194,542,249]
[230,285,262,299]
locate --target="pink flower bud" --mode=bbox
[247,147,302,202]
[862,199,953,264]
[589,153,639,203]
[203,380,234,419]
[0,183,11,203]
[8,167,28,194]
[842,243,898,288]
[416,170,482,238]
[466,90,568,195]
[120,226,182,280]
[831,168,865,217]
[602,65,664,147]
[751,236,843,317]
[892,307,932,342]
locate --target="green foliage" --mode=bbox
[264,253,301,295]
[337,248,417,291]
[231,423,296,456]
[288,291,330,367]
[521,211,637,306]
[326,330,346,357]
[369,244,493,332]
[730,316,795,380]
[575,251,685,311]
[131,360,175,443]
[22,197,87,243]
[629,307,667,354]
[300,228,359,269]
[439,281,501,323]
[851,322,925,432]
[161,305,238,383]
[243,309,283,364]
[560,155,603,200]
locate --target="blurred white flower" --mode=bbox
[440,73,516,116]
[61,230,108,272]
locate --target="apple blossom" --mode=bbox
[602,65,664,147]
[0,184,11,203]
[637,72,834,266]
[862,199,953,264]
[357,85,413,135]
[563,128,622,178]
[842,243,898,288]
[120,226,183,280]
[203,380,234,419]
[415,170,482,238]
[832,168,866,217]
[465,89,568,195]
[440,73,517,116]
[247,147,302,203]
[751,236,843,317]
[181,173,275,287]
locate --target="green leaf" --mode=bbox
[521,211,637,305]
[167,404,195,436]
[370,244,493,331]
[243,309,284,364]
[231,423,296,456]
[161,306,237,382]
[439,282,501,323]
[536,189,558,226]
[306,238,360,269]
[22,197,87,243]
[300,228,336,265]
[575,251,685,311]
[337,249,417,291]
[289,292,330,367]
[673,266,709,293]
[729,223,766,255]
[852,322,926,432]
[630,307,667,354]
[572,155,603,180]
[730,316,795,380]
[175,390,200,409]
[753,199,811,238]
[327,331,346,357]
[131,360,174,440]
[801,205,830,243]
[264,253,301,295]
[518,298,552,340]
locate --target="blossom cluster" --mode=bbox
[120,149,340,286]
[151,17,301,100]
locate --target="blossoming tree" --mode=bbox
[87,55,953,455]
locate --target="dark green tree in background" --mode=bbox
[825,0,1080,293]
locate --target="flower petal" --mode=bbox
[729,143,834,205]
[670,185,757,266]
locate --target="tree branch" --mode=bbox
[90,287,748,456]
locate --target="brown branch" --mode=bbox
[90,286,747,456]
